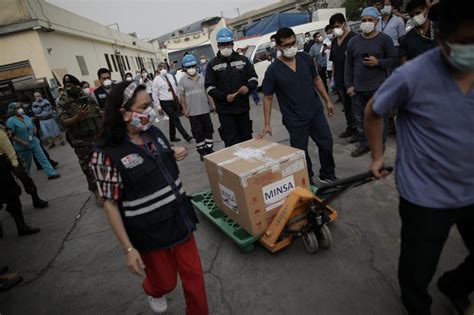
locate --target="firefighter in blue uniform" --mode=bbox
[204,27,258,147]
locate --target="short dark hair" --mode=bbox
[270,34,277,40]
[405,0,426,13]
[437,0,472,37]
[313,32,320,39]
[329,13,346,27]
[275,27,295,45]
[304,32,310,36]
[97,68,111,78]
[325,24,331,32]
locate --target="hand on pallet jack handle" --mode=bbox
[370,160,393,180]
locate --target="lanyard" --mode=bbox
[381,15,392,32]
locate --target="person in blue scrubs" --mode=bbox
[6,103,60,180]
[259,27,337,185]
[365,0,474,313]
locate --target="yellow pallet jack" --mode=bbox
[260,167,393,253]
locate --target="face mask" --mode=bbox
[142,72,148,77]
[446,42,474,72]
[327,33,334,40]
[200,59,207,64]
[126,76,133,81]
[413,11,427,26]
[304,36,310,42]
[67,86,81,97]
[186,68,197,76]
[130,107,156,131]
[270,41,276,48]
[282,46,298,58]
[36,97,42,101]
[17,108,25,115]
[381,5,392,15]
[318,36,324,42]
[220,47,233,57]
[360,22,375,34]
[334,27,344,37]
[160,69,167,76]
[82,88,90,95]
[103,79,112,88]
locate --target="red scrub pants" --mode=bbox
[140,234,208,315]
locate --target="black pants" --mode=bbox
[161,100,190,140]
[398,197,474,315]
[0,157,22,218]
[336,86,355,132]
[318,66,328,93]
[189,113,214,152]
[217,112,252,147]
[285,107,335,181]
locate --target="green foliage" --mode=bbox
[343,0,374,21]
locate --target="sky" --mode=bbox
[48,0,279,40]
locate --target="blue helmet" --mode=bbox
[216,27,233,44]
[182,54,197,67]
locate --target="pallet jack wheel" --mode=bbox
[318,225,333,249]
[302,231,319,253]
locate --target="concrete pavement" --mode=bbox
[0,97,469,314]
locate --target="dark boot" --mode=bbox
[197,147,208,161]
[13,215,41,236]
[31,192,49,209]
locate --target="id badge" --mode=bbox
[29,135,33,141]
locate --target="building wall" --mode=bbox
[38,31,159,85]
[0,30,51,80]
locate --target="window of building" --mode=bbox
[125,56,131,70]
[111,54,118,72]
[76,56,89,76]
[120,55,126,70]
[104,54,112,71]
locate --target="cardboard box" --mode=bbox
[204,139,310,237]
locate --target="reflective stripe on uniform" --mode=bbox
[206,86,216,93]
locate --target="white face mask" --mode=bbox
[17,108,25,115]
[304,36,310,42]
[413,10,427,26]
[282,46,298,58]
[126,76,133,81]
[82,88,90,95]
[270,41,276,48]
[318,36,324,42]
[200,59,207,64]
[381,5,392,15]
[142,72,148,77]
[327,33,334,40]
[160,69,167,76]
[220,47,233,57]
[103,79,112,88]
[186,68,197,76]
[360,22,375,34]
[334,27,344,37]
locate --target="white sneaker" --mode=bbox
[155,117,160,123]
[163,115,170,120]
[148,295,167,313]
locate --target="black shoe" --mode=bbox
[351,146,370,158]
[437,274,471,315]
[51,161,59,167]
[60,141,66,146]
[206,148,214,154]
[0,276,24,292]
[48,174,61,180]
[48,143,56,149]
[32,193,49,209]
[18,225,41,236]
[170,137,181,142]
[339,128,353,138]
[36,167,43,171]
[185,136,193,143]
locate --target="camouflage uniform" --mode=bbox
[57,94,103,192]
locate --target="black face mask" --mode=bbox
[67,86,81,97]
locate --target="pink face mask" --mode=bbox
[129,107,156,131]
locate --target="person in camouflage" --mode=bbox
[57,74,104,206]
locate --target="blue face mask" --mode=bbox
[447,42,474,71]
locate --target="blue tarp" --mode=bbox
[243,13,311,37]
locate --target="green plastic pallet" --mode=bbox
[191,186,318,252]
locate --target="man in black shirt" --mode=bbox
[303,32,315,53]
[329,13,357,141]
[399,0,437,63]
[92,68,113,110]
